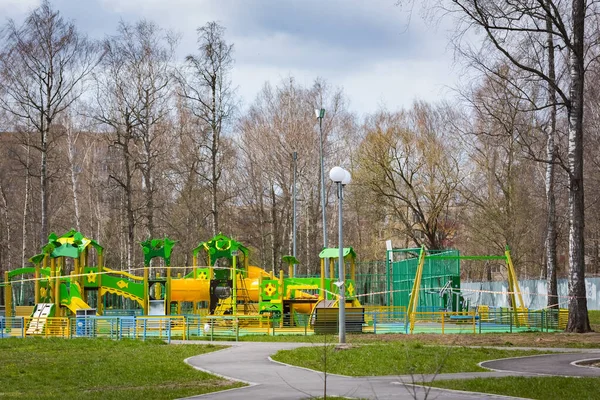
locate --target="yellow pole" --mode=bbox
[350,257,355,283]
[505,248,525,308]
[166,267,171,316]
[74,258,79,277]
[279,269,284,327]
[258,273,263,304]
[53,258,61,317]
[97,252,104,315]
[406,246,426,334]
[232,256,237,316]
[143,266,149,315]
[288,263,293,278]
[193,254,198,279]
[35,257,44,304]
[329,259,334,282]
[79,249,86,302]
[320,258,325,300]
[50,258,55,304]
[505,248,525,327]
[4,271,11,318]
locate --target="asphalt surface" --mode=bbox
[175,341,600,400]
[481,352,600,377]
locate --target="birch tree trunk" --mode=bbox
[545,2,558,308]
[566,0,591,332]
[21,141,31,304]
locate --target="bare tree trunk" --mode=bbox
[211,127,219,236]
[566,0,591,332]
[0,182,11,276]
[40,128,48,244]
[21,141,31,304]
[545,3,558,308]
[270,184,277,272]
[126,169,135,273]
[259,188,267,269]
[67,126,82,232]
[143,169,155,238]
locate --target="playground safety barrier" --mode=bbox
[0,307,567,341]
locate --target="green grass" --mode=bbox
[272,342,548,376]
[430,376,600,399]
[589,310,600,331]
[0,338,243,399]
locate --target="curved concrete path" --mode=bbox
[176,341,600,400]
[482,352,600,377]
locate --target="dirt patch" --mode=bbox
[349,332,600,348]
[575,359,600,368]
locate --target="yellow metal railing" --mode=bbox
[23,317,71,338]
[0,307,570,340]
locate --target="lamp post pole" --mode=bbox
[316,108,328,278]
[329,166,351,344]
[337,180,346,343]
[292,151,298,276]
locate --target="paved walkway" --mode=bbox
[176,341,600,400]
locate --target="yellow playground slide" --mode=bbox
[64,295,93,314]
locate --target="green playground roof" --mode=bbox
[193,233,249,258]
[282,255,300,264]
[319,247,356,259]
[38,229,104,260]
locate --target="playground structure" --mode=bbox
[394,245,555,334]
[0,230,568,338]
[2,231,363,336]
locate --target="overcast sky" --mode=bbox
[0,0,462,116]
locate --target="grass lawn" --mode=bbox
[271,342,549,376]
[589,310,600,331]
[430,376,600,399]
[209,329,600,348]
[0,337,243,400]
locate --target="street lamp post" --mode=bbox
[292,152,298,276]
[329,166,351,344]
[315,108,328,278]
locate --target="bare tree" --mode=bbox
[178,21,235,236]
[237,78,351,272]
[0,0,100,243]
[407,0,593,331]
[356,103,463,250]
[93,20,177,268]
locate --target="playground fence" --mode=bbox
[0,307,567,341]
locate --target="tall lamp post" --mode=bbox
[292,152,298,276]
[315,108,328,278]
[329,166,351,344]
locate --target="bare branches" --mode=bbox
[0,0,101,242]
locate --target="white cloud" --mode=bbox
[0,0,40,16]
[339,59,460,115]
[0,0,466,117]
